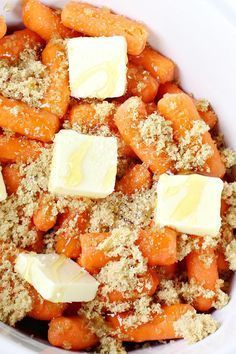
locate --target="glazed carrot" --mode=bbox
[116,164,152,195]
[157,263,178,280]
[129,47,175,84]
[157,93,226,177]
[186,248,219,312]
[198,110,217,130]
[114,97,172,175]
[0,135,42,163]
[22,0,77,41]
[108,304,194,342]
[221,199,229,217]
[145,102,157,115]
[26,228,44,253]
[0,29,44,63]
[48,316,99,351]
[127,63,159,103]
[2,164,22,195]
[61,2,148,55]
[41,40,70,118]
[216,251,229,272]
[33,193,57,232]
[117,137,137,158]
[0,16,7,39]
[0,96,60,142]
[137,227,177,266]
[157,82,183,99]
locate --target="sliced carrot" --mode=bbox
[114,97,172,175]
[116,163,152,195]
[107,304,194,342]
[41,40,70,118]
[157,93,226,177]
[0,16,7,39]
[48,316,99,351]
[22,0,77,41]
[61,2,148,55]
[33,193,57,232]
[186,248,219,312]
[0,135,42,163]
[2,164,22,195]
[129,47,175,84]
[0,95,60,142]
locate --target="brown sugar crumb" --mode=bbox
[222,182,236,228]
[177,234,199,261]
[174,310,219,344]
[212,279,229,309]
[225,239,236,271]
[195,98,210,112]
[156,280,180,306]
[220,148,236,168]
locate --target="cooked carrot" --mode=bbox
[157,263,178,280]
[2,164,22,195]
[198,110,217,130]
[157,93,226,178]
[137,227,177,266]
[0,135,42,163]
[41,40,70,118]
[0,95,60,142]
[157,82,183,99]
[221,199,229,217]
[0,29,44,63]
[22,0,77,41]
[116,163,152,195]
[186,248,219,312]
[108,304,194,341]
[0,16,7,39]
[33,193,57,232]
[114,97,172,175]
[145,102,157,115]
[216,251,229,272]
[127,63,159,103]
[26,228,44,253]
[48,316,99,351]
[129,47,175,84]
[61,2,148,55]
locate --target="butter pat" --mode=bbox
[15,253,99,303]
[0,168,7,202]
[48,129,118,198]
[67,36,127,99]
[155,174,223,237]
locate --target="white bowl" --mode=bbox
[1,1,236,353]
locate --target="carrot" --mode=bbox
[145,102,157,115]
[2,164,22,195]
[157,82,183,99]
[114,97,172,175]
[0,135,42,163]
[216,251,229,272]
[0,95,60,142]
[116,163,152,195]
[61,2,148,55]
[129,47,175,84]
[33,193,57,232]
[41,40,70,118]
[117,137,137,158]
[22,0,77,41]
[198,110,217,130]
[186,248,219,312]
[26,228,44,253]
[221,199,229,217]
[157,93,226,178]
[107,304,194,342]
[0,29,44,63]
[157,263,178,280]
[127,63,159,103]
[28,288,67,321]
[0,16,7,39]
[55,209,89,259]
[48,316,99,351]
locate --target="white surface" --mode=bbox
[0,169,7,201]
[67,36,127,99]
[155,174,223,237]
[15,253,99,303]
[0,0,236,354]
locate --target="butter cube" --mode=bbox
[0,168,7,202]
[67,36,127,99]
[15,253,99,303]
[48,129,118,198]
[155,174,223,237]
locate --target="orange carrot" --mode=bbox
[22,0,78,41]
[0,95,60,142]
[186,248,219,312]
[107,304,194,342]
[41,40,70,118]
[26,228,44,253]
[157,263,178,280]
[33,193,57,232]
[157,93,226,177]
[0,135,42,163]
[221,199,229,217]
[198,110,217,130]
[145,102,157,115]
[114,97,172,175]
[0,16,7,39]
[157,82,183,99]
[129,47,175,84]
[216,251,229,272]
[0,29,44,63]
[2,164,22,195]
[48,316,99,351]
[61,2,148,55]
[127,63,159,103]
[116,163,152,195]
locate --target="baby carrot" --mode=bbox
[157,93,226,178]
[22,0,77,41]
[61,2,148,55]
[116,163,152,195]
[48,316,99,351]
[114,97,172,175]
[33,193,57,232]
[145,102,157,115]
[0,95,60,142]
[216,251,229,272]
[0,16,7,39]
[129,46,175,84]
[198,110,217,130]
[157,82,183,99]
[2,164,22,195]
[157,263,178,280]
[41,40,70,118]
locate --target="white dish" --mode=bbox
[0,0,236,353]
